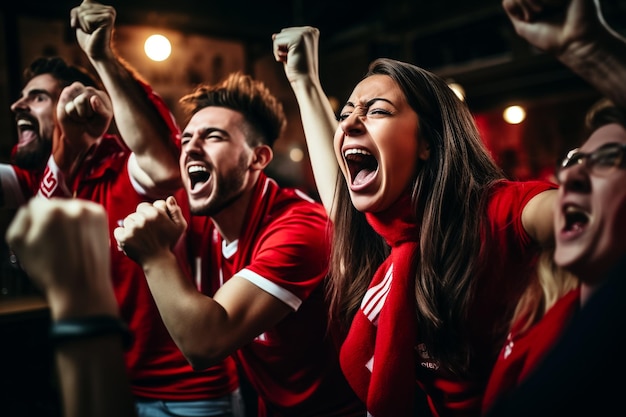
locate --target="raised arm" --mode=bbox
[6,198,135,417]
[504,0,626,248]
[71,0,181,195]
[503,0,626,109]
[273,27,339,219]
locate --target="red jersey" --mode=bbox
[187,173,364,417]
[482,288,580,414]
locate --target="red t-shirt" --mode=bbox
[188,175,364,417]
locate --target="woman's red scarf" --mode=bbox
[340,194,419,416]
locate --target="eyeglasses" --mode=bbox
[556,142,626,183]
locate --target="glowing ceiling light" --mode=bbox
[144,34,171,62]
[503,105,526,124]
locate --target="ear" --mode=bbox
[417,140,430,161]
[251,145,273,170]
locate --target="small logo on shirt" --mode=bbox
[39,167,57,198]
[416,343,440,370]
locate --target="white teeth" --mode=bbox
[188,165,207,174]
[17,119,32,127]
[344,148,372,157]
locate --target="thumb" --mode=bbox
[90,94,101,113]
[165,196,186,229]
[90,92,113,116]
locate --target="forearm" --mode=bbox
[55,335,135,417]
[290,77,340,218]
[89,57,181,191]
[51,129,93,186]
[141,252,231,368]
[48,266,133,417]
[558,29,626,109]
[5,198,133,416]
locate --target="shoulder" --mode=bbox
[488,180,557,207]
[254,188,330,256]
[484,180,557,246]
[268,187,329,225]
[486,180,557,222]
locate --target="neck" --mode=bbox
[579,282,599,307]
[578,256,623,307]
[211,179,257,244]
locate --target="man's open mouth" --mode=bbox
[188,165,210,190]
[563,204,589,232]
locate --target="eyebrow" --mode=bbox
[344,97,394,108]
[20,88,53,100]
[181,126,229,138]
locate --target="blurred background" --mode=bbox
[2,0,626,193]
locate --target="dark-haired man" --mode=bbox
[114,72,365,417]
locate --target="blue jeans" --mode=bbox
[135,389,245,417]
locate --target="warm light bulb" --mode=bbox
[503,105,526,124]
[289,147,304,162]
[144,34,171,62]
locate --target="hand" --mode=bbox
[57,82,113,149]
[5,198,118,320]
[502,0,604,56]
[113,196,187,265]
[272,26,321,85]
[71,0,116,61]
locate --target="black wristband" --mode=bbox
[50,315,133,350]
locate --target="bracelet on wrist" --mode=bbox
[50,315,133,350]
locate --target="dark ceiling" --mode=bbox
[4,0,626,111]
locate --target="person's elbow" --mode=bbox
[179,338,233,370]
[130,153,182,196]
[153,169,183,194]
[522,189,557,248]
[146,157,182,191]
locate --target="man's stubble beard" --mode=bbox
[189,154,250,217]
[13,137,52,171]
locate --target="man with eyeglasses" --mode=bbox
[486,98,626,416]
[556,141,626,183]
[484,0,626,415]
